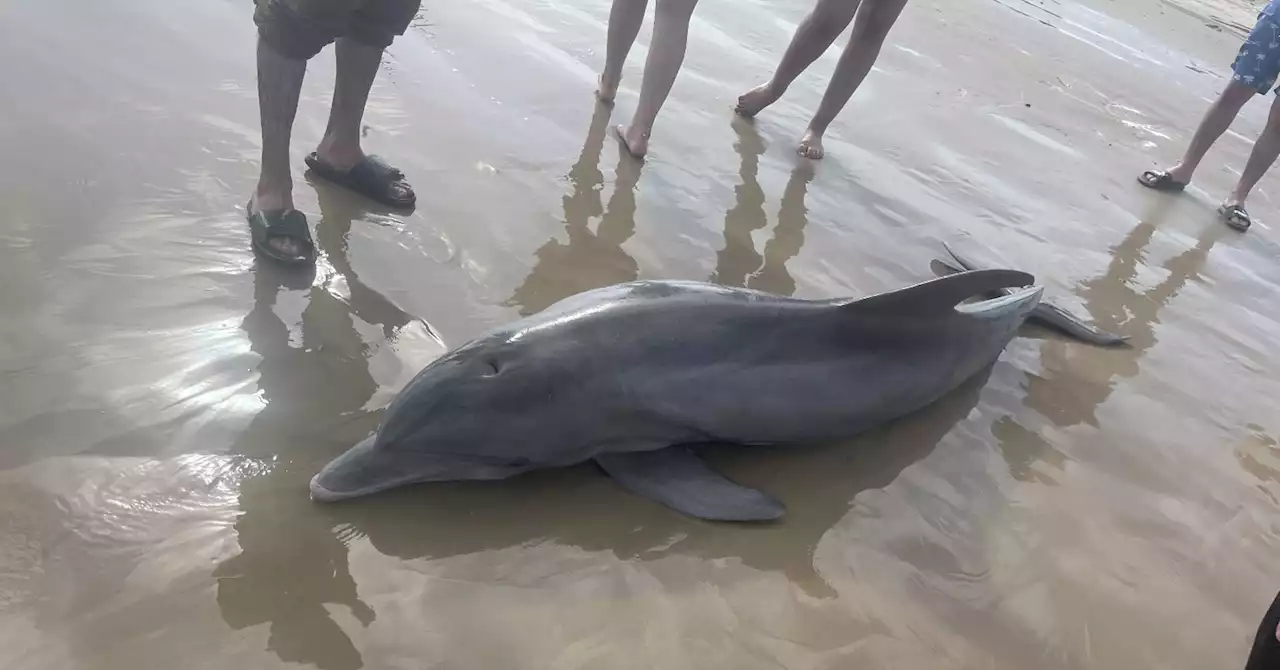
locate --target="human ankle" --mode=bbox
[1167,163,1195,182]
[315,135,364,168]
[252,181,293,212]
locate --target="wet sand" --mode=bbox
[2,0,1280,668]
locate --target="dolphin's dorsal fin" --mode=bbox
[844,269,1034,316]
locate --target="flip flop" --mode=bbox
[1137,169,1187,192]
[304,153,416,209]
[245,199,316,265]
[1219,203,1252,231]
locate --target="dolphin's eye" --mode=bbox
[480,359,500,376]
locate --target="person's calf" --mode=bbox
[251,38,308,217]
[314,37,386,171]
[1165,80,1257,183]
[598,0,650,104]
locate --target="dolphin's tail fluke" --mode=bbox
[933,238,1129,348]
[1023,300,1128,346]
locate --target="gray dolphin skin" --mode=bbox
[310,252,1115,522]
[934,239,1129,347]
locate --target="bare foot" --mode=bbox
[614,124,649,159]
[735,82,783,118]
[797,129,825,159]
[596,72,619,104]
[248,187,307,258]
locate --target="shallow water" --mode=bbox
[2,0,1279,668]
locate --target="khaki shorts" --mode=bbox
[254,0,422,59]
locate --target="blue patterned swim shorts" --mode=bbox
[1232,12,1280,94]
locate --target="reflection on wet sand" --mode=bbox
[993,414,1067,485]
[1030,198,1224,426]
[506,105,642,316]
[1236,423,1280,504]
[997,196,1226,482]
[213,185,414,670]
[713,122,815,296]
[4,0,1278,662]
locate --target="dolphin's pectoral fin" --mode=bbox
[594,447,785,522]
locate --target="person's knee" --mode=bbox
[348,0,421,50]
[254,0,349,60]
[850,0,906,41]
[809,0,858,37]
[1222,79,1260,109]
[654,0,698,21]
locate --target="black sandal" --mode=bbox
[1219,203,1252,231]
[245,200,316,264]
[304,153,416,209]
[1137,169,1187,192]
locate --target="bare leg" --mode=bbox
[251,36,309,257]
[1224,92,1280,208]
[799,0,908,159]
[615,0,700,157]
[1161,80,1256,184]
[314,37,383,171]
[598,0,649,103]
[735,0,860,118]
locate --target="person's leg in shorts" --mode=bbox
[248,0,420,264]
[1138,10,1280,229]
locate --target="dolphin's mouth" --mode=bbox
[309,472,416,502]
[309,434,427,503]
[309,434,537,503]
[956,284,1043,318]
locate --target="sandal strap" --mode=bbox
[1221,204,1252,229]
[359,154,405,181]
[251,209,313,247]
[303,152,415,207]
[268,210,312,240]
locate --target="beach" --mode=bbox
[1,0,1279,668]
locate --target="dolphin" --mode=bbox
[310,258,1120,522]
